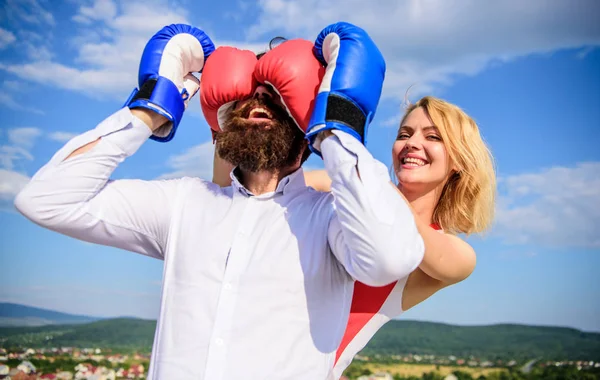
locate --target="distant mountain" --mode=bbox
[1,316,599,360]
[0,303,101,327]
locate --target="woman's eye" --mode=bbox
[397,133,410,140]
[427,135,442,141]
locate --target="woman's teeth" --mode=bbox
[403,157,427,166]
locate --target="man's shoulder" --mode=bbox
[295,185,333,201]
[168,176,232,199]
[286,186,334,217]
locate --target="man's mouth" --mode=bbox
[247,107,273,121]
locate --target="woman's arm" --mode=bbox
[305,169,476,284]
[412,217,476,284]
[304,169,331,192]
[212,148,234,187]
[401,234,475,310]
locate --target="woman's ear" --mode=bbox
[447,158,459,176]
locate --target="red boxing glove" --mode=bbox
[254,39,325,134]
[200,39,325,135]
[200,47,257,137]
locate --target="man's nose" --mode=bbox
[253,85,273,100]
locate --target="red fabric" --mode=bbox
[254,39,325,133]
[200,40,325,133]
[200,47,257,134]
[335,223,441,364]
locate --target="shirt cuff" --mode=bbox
[330,130,374,159]
[48,107,152,166]
[320,132,358,175]
[102,108,153,156]
[321,130,390,183]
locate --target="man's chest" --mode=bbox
[156,195,353,359]
[163,194,345,298]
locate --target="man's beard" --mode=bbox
[216,97,307,173]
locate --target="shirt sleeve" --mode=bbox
[14,107,181,260]
[324,131,425,287]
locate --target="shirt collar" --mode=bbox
[229,167,306,198]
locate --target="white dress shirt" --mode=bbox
[15,107,424,380]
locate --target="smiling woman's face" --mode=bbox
[392,107,454,192]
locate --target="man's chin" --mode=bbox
[217,113,304,173]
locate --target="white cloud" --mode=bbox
[47,131,78,143]
[7,127,43,148]
[24,43,53,61]
[0,70,46,117]
[0,146,33,171]
[0,126,74,211]
[214,41,272,54]
[380,114,402,128]
[0,28,16,49]
[0,0,596,111]
[0,127,79,171]
[0,124,83,213]
[0,28,53,62]
[0,1,191,100]
[0,61,133,99]
[247,0,600,99]
[0,126,40,211]
[494,162,600,249]
[2,80,21,92]
[0,92,45,115]
[0,169,30,211]
[0,127,40,179]
[158,140,215,180]
[74,0,118,23]
[0,1,288,102]
[2,0,55,26]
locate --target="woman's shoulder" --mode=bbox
[432,223,475,258]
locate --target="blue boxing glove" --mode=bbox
[305,22,385,155]
[125,24,215,142]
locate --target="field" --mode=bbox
[363,363,506,378]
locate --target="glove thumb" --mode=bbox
[182,73,200,109]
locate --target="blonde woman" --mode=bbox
[302,96,496,378]
[212,96,496,378]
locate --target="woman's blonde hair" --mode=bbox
[399,96,496,235]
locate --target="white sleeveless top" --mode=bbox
[330,224,442,379]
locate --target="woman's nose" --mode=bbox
[405,136,422,151]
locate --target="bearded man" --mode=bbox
[15,23,424,380]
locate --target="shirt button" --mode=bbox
[216,338,224,345]
[224,283,232,290]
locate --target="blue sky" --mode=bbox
[1,0,599,332]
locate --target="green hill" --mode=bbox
[361,320,600,361]
[1,318,598,360]
[0,318,156,351]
